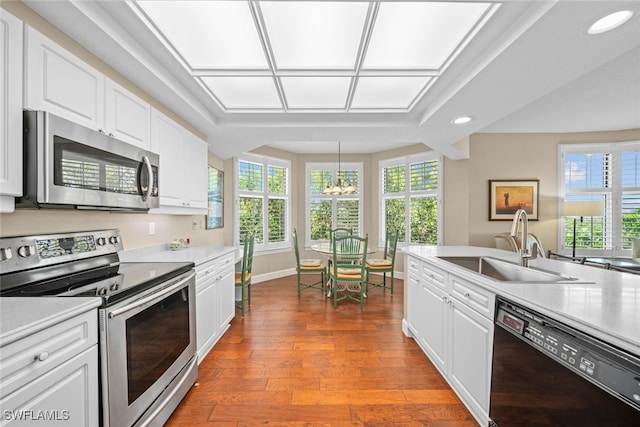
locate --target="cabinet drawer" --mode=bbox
[450,275,495,319]
[421,261,447,291]
[0,345,99,426]
[196,260,218,282]
[196,252,236,283]
[0,309,97,398]
[217,253,235,272]
[408,257,421,276]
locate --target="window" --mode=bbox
[380,153,442,247]
[559,142,640,256]
[306,162,363,243]
[235,154,290,252]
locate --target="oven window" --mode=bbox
[125,287,190,405]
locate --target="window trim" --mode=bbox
[557,141,640,257]
[234,153,291,253]
[379,152,443,248]
[305,161,364,246]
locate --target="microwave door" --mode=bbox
[19,110,159,211]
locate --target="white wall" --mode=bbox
[467,129,640,253]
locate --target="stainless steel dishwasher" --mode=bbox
[489,298,640,427]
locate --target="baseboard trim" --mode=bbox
[253,269,405,284]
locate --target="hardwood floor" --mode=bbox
[166,275,476,426]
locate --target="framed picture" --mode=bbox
[206,166,224,229]
[489,179,539,221]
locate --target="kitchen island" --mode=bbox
[403,245,640,355]
[402,245,640,426]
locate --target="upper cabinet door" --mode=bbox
[0,9,24,212]
[150,108,208,215]
[105,79,151,150]
[24,25,105,130]
[151,109,184,208]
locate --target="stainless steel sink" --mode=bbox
[436,256,583,283]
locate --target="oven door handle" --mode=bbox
[108,271,194,319]
[140,155,154,202]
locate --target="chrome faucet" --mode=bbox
[511,209,538,267]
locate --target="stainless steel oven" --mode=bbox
[0,230,197,427]
[490,298,640,427]
[100,265,196,427]
[17,110,159,211]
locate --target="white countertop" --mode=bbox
[119,244,240,267]
[402,245,640,357]
[0,297,101,346]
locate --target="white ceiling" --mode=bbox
[21,0,640,158]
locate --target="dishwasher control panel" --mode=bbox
[496,299,640,411]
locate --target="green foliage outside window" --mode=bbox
[310,200,332,240]
[410,198,438,244]
[239,197,263,244]
[563,209,640,250]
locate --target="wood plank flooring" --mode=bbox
[166,275,476,426]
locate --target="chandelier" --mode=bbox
[322,142,356,195]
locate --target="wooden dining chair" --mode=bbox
[292,228,327,295]
[366,230,398,295]
[235,233,254,317]
[329,234,368,309]
[328,227,353,267]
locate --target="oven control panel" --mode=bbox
[0,229,123,274]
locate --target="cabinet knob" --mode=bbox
[35,351,49,362]
[464,292,471,298]
[17,245,36,258]
[0,247,12,261]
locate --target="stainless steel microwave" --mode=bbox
[17,110,159,211]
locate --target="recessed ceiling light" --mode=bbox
[452,116,472,125]
[587,10,633,35]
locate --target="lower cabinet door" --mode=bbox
[448,299,493,424]
[196,277,217,362]
[419,283,448,374]
[217,266,235,331]
[0,345,99,427]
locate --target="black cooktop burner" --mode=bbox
[0,261,194,306]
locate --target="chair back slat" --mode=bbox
[385,231,399,262]
[330,227,352,245]
[241,233,255,281]
[293,228,301,264]
[332,234,368,269]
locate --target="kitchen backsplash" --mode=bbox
[0,209,223,250]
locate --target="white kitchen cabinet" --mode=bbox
[194,251,235,362]
[24,26,151,149]
[419,279,448,373]
[150,108,208,215]
[448,295,493,425]
[0,309,99,426]
[104,79,151,149]
[405,256,495,426]
[25,25,104,130]
[0,10,23,213]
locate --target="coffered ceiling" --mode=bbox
[134,1,496,114]
[20,1,640,158]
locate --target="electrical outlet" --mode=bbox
[192,220,198,230]
[149,222,156,235]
